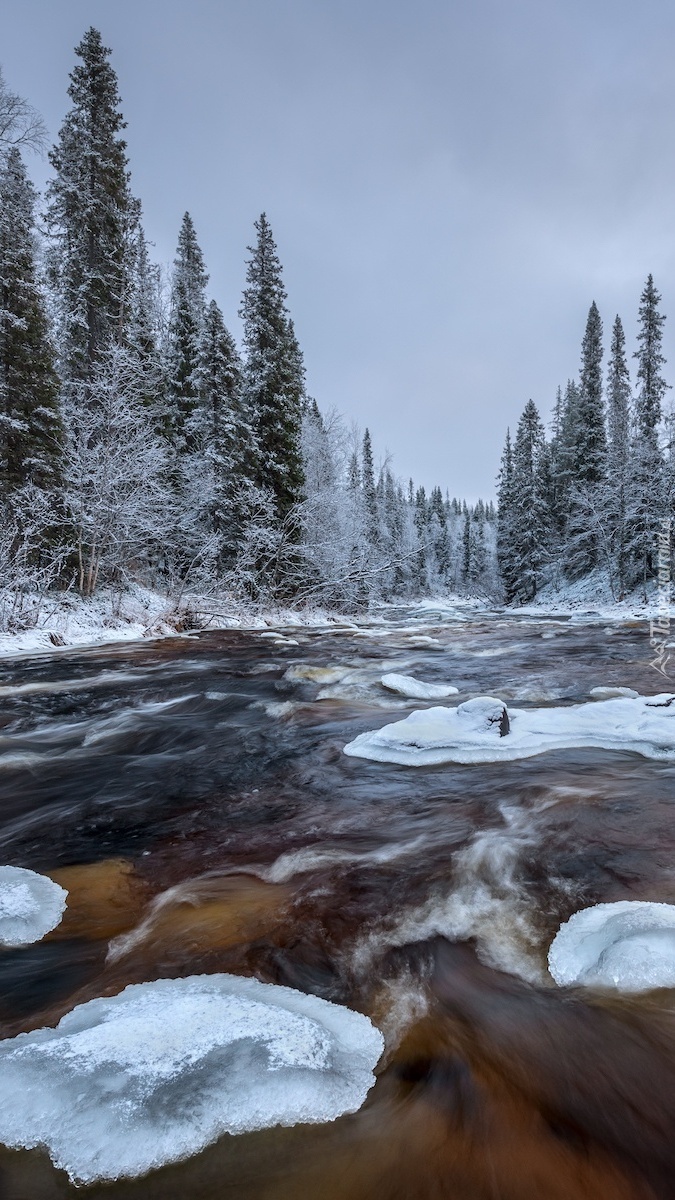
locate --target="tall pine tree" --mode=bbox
[504,401,550,601]
[240,214,305,521]
[198,299,255,566]
[0,148,62,501]
[565,302,607,577]
[166,212,208,450]
[46,28,132,401]
[626,275,669,589]
[606,315,631,593]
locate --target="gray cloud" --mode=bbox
[3,0,675,500]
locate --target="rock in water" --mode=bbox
[548,901,675,992]
[456,697,510,736]
[0,866,67,946]
[0,973,384,1184]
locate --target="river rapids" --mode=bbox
[0,605,673,1199]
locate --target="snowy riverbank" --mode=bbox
[0,585,357,659]
[0,576,664,661]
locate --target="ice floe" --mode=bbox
[380,673,459,700]
[548,902,675,991]
[0,974,384,1184]
[0,866,67,947]
[344,693,675,765]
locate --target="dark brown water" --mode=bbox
[0,607,673,1198]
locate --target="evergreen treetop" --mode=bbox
[634,274,669,436]
[47,27,132,392]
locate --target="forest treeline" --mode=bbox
[0,29,495,626]
[498,282,675,602]
[2,28,673,625]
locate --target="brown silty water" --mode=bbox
[0,606,673,1198]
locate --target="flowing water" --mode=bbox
[0,607,674,1198]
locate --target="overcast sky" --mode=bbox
[3,0,675,500]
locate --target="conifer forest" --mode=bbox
[0,28,673,629]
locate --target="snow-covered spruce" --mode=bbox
[0,866,67,947]
[548,902,675,992]
[380,673,459,700]
[343,693,675,766]
[0,974,384,1184]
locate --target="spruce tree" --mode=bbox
[496,428,517,600]
[505,401,550,601]
[634,275,668,433]
[198,299,254,565]
[240,214,305,520]
[626,275,669,588]
[467,502,487,585]
[361,427,378,544]
[166,212,208,449]
[563,303,607,577]
[46,28,132,400]
[606,315,631,592]
[429,485,450,577]
[0,148,62,500]
[576,301,607,485]
[414,486,428,592]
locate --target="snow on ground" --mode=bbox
[380,673,459,700]
[514,569,668,622]
[0,974,384,1184]
[0,867,67,947]
[344,693,675,766]
[548,902,675,992]
[0,577,662,662]
[0,585,362,660]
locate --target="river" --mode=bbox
[0,605,673,1199]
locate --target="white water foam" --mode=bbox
[352,795,569,985]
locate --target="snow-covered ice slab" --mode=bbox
[344,693,675,766]
[380,673,459,700]
[0,974,384,1184]
[548,902,675,991]
[0,866,67,947]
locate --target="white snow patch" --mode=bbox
[0,867,67,947]
[344,693,675,765]
[0,974,383,1184]
[589,686,639,700]
[380,673,459,700]
[548,902,675,992]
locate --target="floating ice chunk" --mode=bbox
[548,902,675,992]
[343,693,675,765]
[589,686,639,699]
[0,866,67,947]
[402,634,441,647]
[0,974,383,1184]
[380,673,459,700]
